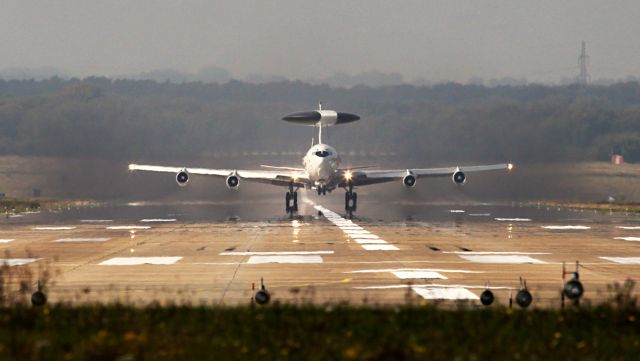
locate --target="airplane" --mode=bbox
[128,104,513,216]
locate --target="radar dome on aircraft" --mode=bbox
[282,109,360,126]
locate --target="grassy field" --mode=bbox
[0,303,638,361]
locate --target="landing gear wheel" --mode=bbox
[285,191,298,215]
[345,191,357,217]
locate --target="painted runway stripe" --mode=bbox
[346,268,484,274]
[355,284,512,290]
[392,271,447,279]
[614,237,640,242]
[449,210,465,213]
[310,201,397,251]
[140,219,177,222]
[80,219,113,223]
[0,239,15,243]
[106,226,152,230]
[542,225,591,230]
[412,287,479,300]
[0,258,39,266]
[459,255,546,264]
[32,226,77,230]
[468,213,491,217]
[99,257,182,265]
[617,226,640,230]
[53,237,111,243]
[361,244,399,251]
[353,239,388,244]
[220,251,334,256]
[600,257,640,265]
[247,255,323,264]
[494,218,532,222]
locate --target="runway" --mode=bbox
[2,194,640,307]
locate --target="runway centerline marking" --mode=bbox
[614,237,640,242]
[0,239,15,243]
[140,219,177,223]
[247,255,324,264]
[308,200,397,251]
[53,237,111,243]
[99,257,182,265]
[442,251,551,255]
[600,257,640,265]
[392,271,447,279]
[106,226,152,230]
[412,287,479,300]
[542,225,591,230]
[220,251,334,256]
[459,255,546,264]
[617,226,640,230]
[0,258,40,266]
[80,219,113,223]
[494,218,531,222]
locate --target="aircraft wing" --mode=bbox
[345,163,512,187]
[128,164,310,187]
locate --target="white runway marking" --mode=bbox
[449,210,465,213]
[99,257,182,265]
[353,239,388,244]
[460,255,546,264]
[362,244,399,251]
[542,225,591,230]
[600,257,640,264]
[468,213,491,217]
[0,258,39,266]
[53,237,111,243]
[614,237,640,242]
[140,219,177,223]
[220,251,334,256]
[346,268,484,274]
[106,226,152,230]
[247,255,323,264]
[80,219,113,223]
[617,226,640,230]
[392,271,447,279]
[0,239,15,243]
[9,214,24,218]
[347,234,380,239]
[412,287,479,300]
[32,226,77,230]
[494,218,532,222]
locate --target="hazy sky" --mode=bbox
[2,1,639,82]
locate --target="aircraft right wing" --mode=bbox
[128,164,311,188]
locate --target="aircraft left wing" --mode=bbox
[343,163,513,187]
[128,164,310,188]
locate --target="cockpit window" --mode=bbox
[315,150,331,157]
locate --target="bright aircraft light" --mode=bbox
[344,170,353,180]
[128,164,135,171]
[507,163,514,171]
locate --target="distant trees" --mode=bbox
[1,78,640,163]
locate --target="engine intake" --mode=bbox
[402,174,417,188]
[176,170,189,187]
[226,175,240,189]
[452,170,466,185]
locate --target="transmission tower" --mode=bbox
[577,40,590,85]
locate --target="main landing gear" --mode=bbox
[285,183,298,216]
[344,181,357,218]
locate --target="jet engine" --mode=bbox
[226,175,240,189]
[402,174,417,188]
[176,170,189,187]
[452,170,466,185]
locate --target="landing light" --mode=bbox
[128,164,135,171]
[507,163,514,171]
[344,170,353,180]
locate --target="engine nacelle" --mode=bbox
[176,170,189,187]
[226,175,240,190]
[402,174,417,188]
[452,170,466,185]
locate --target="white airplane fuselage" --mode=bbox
[302,143,341,189]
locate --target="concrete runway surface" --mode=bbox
[2,194,640,307]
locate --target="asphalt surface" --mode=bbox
[2,193,640,307]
